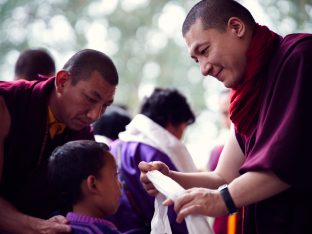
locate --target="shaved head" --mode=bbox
[182,0,256,36]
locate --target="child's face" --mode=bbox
[95,153,122,216]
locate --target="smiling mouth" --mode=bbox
[214,69,223,80]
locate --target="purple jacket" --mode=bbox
[107,140,188,234]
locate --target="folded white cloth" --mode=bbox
[150,193,172,234]
[147,170,214,234]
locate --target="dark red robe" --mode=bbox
[237,33,312,233]
[0,77,94,218]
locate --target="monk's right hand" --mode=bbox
[138,161,170,196]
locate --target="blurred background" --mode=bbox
[0,0,311,169]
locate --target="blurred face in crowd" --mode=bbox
[219,91,231,129]
[166,122,188,140]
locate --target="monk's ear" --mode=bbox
[227,17,246,38]
[55,70,70,93]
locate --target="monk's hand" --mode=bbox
[171,187,225,223]
[34,215,71,234]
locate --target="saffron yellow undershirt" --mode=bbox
[48,106,66,139]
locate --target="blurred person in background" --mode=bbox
[92,105,132,145]
[108,87,196,234]
[207,88,231,172]
[14,48,56,81]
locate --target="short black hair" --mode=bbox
[48,140,110,210]
[63,49,119,86]
[182,0,256,36]
[14,48,55,81]
[140,87,195,127]
[92,105,131,140]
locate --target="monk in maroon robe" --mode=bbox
[139,1,312,233]
[0,49,118,233]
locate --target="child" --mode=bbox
[48,140,122,234]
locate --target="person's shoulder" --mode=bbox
[117,141,169,162]
[284,33,312,42]
[282,33,312,52]
[115,140,163,153]
[0,79,29,92]
[0,80,39,108]
[1,78,53,95]
[138,143,168,157]
[273,33,312,65]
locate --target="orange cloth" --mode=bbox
[48,106,66,139]
[227,214,237,234]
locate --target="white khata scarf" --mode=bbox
[119,114,206,233]
[118,114,197,172]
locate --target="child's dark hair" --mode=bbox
[48,140,110,210]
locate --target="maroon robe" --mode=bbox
[0,78,94,218]
[237,34,312,233]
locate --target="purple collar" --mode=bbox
[66,212,117,229]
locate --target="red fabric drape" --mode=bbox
[229,24,280,137]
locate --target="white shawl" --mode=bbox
[118,114,197,172]
[120,115,206,233]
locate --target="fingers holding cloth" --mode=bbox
[146,170,214,234]
[138,161,170,196]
